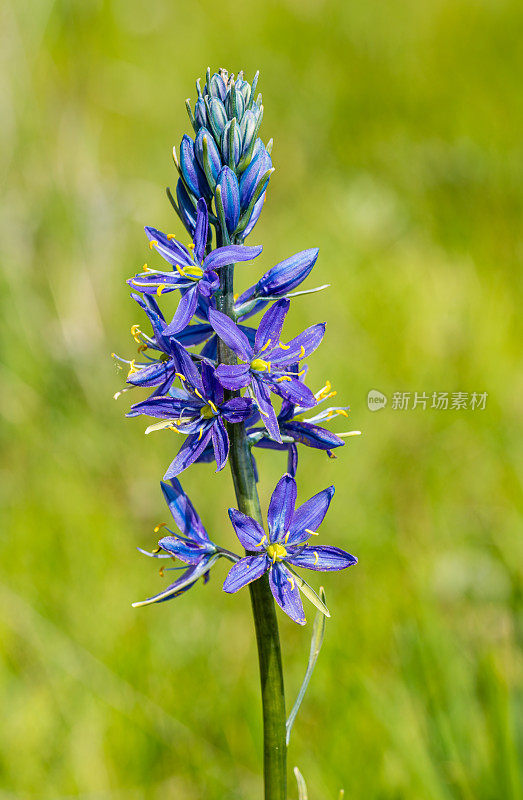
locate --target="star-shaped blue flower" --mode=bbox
[128,199,262,334]
[223,473,357,624]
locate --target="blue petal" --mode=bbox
[126,360,173,389]
[220,396,255,423]
[144,226,194,267]
[267,473,297,542]
[160,478,210,543]
[193,198,209,262]
[163,287,199,336]
[223,555,270,593]
[251,376,281,443]
[211,417,230,472]
[287,486,335,545]
[286,545,357,571]
[239,146,272,210]
[158,535,214,564]
[194,127,222,183]
[241,190,266,240]
[208,309,254,361]
[176,179,197,235]
[203,244,262,272]
[270,323,326,366]
[214,363,251,390]
[254,298,290,353]
[269,563,306,625]
[179,135,209,199]
[164,428,213,479]
[281,420,344,450]
[216,166,240,232]
[269,377,317,409]
[255,248,319,298]
[228,508,266,550]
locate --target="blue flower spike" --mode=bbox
[224,474,357,624]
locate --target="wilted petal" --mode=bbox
[269,563,306,625]
[287,486,335,545]
[228,508,267,550]
[160,478,209,543]
[267,473,297,542]
[286,545,357,571]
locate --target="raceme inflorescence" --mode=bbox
[114,67,359,799]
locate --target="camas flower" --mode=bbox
[209,299,324,442]
[127,364,255,478]
[223,474,357,624]
[116,293,211,397]
[128,199,262,335]
[248,377,359,475]
[132,479,223,607]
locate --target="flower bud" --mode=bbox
[221,119,242,168]
[216,166,240,233]
[194,98,208,129]
[179,134,209,199]
[195,127,222,185]
[226,88,245,121]
[208,71,227,101]
[208,97,228,142]
[254,249,320,298]
[239,144,272,210]
[176,179,197,235]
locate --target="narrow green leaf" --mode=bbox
[286,587,328,745]
[293,767,308,800]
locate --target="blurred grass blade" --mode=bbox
[286,587,328,745]
[293,766,308,800]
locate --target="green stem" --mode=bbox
[216,255,287,800]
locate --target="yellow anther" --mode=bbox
[278,342,290,350]
[194,388,204,400]
[313,550,319,565]
[233,293,239,302]
[174,372,186,382]
[299,345,306,358]
[208,400,219,414]
[154,523,167,533]
[287,574,295,590]
[305,528,319,536]
[130,324,142,343]
[156,284,166,296]
[149,239,159,250]
[284,532,289,544]
[336,408,349,418]
[297,369,306,377]
[137,344,147,353]
[276,376,292,382]
[259,340,271,353]
[167,234,176,240]
[257,535,268,547]
[198,428,204,441]
[266,542,287,563]
[188,243,195,249]
[127,359,139,377]
[250,358,270,372]
[159,567,165,577]
[183,266,204,280]
[152,546,162,554]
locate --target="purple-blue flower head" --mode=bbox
[127,363,255,478]
[133,478,220,607]
[128,200,262,335]
[223,474,357,624]
[209,299,324,442]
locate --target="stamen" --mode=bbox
[299,345,306,359]
[305,529,319,536]
[154,523,167,533]
[127,359,139,377]
[188,243,195,249]
[208,400,219,414]
[152,546,162,554]
[130,324,142,343]
[156,284,166,296]
[313,551,319,565]
[159,567,165,577]
[167,234,176,240]
[149,240,159,250]
[175,264,186,277]
[287,574,295,590]
[257,535,268,547]
[259,340,271,353]
[337,431,362,438]
[233,293,239,302]
[275,376,292,382]
[336,408,349,418]
[278,342,290,350]
[137,344,147,353]
[194,389,204,400]
[174,372,187,382]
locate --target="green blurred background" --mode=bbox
[1,0,522,797]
